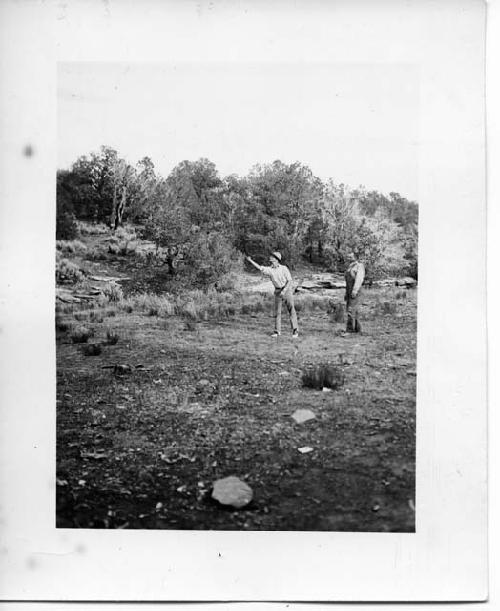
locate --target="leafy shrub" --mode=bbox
[56,173,78,240]
[56,256,85,285]
[215,272,241,292]
[181,231,242,288]
[57,211,78,241]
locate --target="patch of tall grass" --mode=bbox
[115,289,337,321]
[77,221,109,236]
[56,256,86,285]
[56,240,87,255]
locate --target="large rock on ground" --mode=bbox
[212,476,253,509]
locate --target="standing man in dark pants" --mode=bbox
[344,251,365,333]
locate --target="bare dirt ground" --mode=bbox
[56,247,416,531]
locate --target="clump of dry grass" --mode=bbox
[302,364,345,390]
[71,326,93,344]
[377,300,397,315]
[294,293,330,313]
[56,240,87,255]
[82,343,102,356]
[100,282,123,303]
[106,330,120,345]
[115,226,137,241]
[77,221,109,236]
[327,300,345,323]
[56,256,86,285]
[184,320,197,332]
[108,239,137,256]
[55,316,73,333]
[86,246,109,261]
[90,310,104,323]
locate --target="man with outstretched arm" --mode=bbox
[344,250,365,333]
[246,251,299,339]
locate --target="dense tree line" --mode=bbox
[57,146,418,281]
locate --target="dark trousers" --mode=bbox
[346,294,361,332]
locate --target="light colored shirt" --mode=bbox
[258,263,292,290]
[346,261,365,295]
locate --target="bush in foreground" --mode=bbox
[302,364,345,390]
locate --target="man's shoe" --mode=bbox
[271,332,281,338]
[292,330,299,339]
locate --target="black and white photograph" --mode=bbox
[0,0,489,602]
[55,62,418,531]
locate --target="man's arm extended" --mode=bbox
[246,255,263,272]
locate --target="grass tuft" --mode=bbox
[82,343,102,356]
[106,330,120,345]
[56,257,86,285]
[302,364,345,390]
[71,326,93,344]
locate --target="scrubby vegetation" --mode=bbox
[57,147,418,283]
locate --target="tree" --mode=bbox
[168,158,225,230]
[59,146,136,228]
[142,179,192,274]
[56,170,78,240]
[233,161,322,265]
[321,182,388,278]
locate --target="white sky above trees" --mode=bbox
[58,62,419,201]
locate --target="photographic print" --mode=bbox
[1,0,488,601]
[56,62,418,531]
